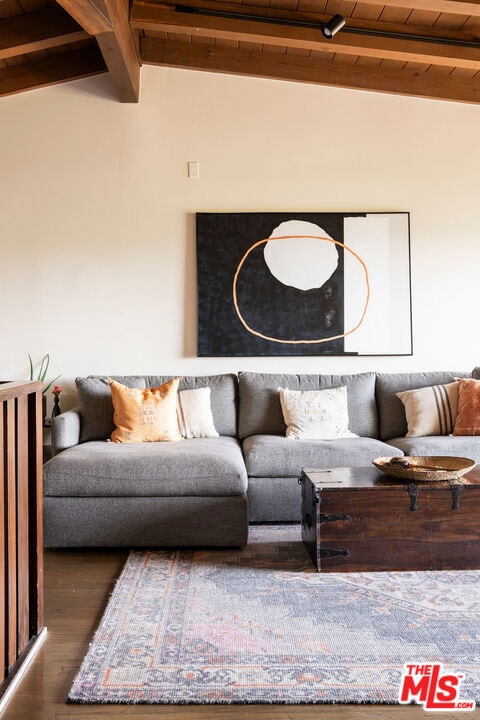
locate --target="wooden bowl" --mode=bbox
[372,456,476,482]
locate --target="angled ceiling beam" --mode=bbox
[131,2,480,71]
[0,7,87,60]
[0,45,106,98]
[140,35,480,104]
[57,0,140,102]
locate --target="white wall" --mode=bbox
[1,65,479,412]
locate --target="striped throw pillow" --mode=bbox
[396,382,459,438]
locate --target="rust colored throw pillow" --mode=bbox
[110,377,182,443]
[452,378,480,436]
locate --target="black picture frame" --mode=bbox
[196,211,412,357]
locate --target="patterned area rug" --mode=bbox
[68,525,480,705]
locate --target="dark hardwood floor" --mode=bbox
[1,550,470,720]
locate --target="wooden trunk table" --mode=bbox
[299,466,480,573]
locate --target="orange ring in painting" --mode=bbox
[232,235,370,344]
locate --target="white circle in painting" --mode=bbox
[264,220,338,291]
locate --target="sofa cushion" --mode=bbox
[386,435,480,465]
[110,378,182,443]
[77,376,146,443]
[44,436,247,497]
[242,434,400,477]
[144,374,237,437]
[77,374,237,442]
[375,371,470,440]
[238,372,377,440]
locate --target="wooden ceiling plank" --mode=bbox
[324,0,356,16]
[0,2,23,20]
[408,9,442,27]
[345,0,480,16]
[54,0,113,35]
[296,1,327,13]
[0,44,106,97]
[140,34,480,103]
[351,3,384,21]
[131,4,480,70]
[58,0,140,102]
[17,0,50,11]
[0,7,87,61]
[270,0,301,11]
[434,11,471,30]
[378,7,411,23]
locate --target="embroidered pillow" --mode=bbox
[452,378,480,436]
[278,386,357,440]
[177,387,219,439]
[110,378,182,443]
[396,382,459,437]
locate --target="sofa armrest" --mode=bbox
[51,407,81,455]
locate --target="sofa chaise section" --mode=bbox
[43,374,248,547]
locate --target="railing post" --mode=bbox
[0,380,46,711]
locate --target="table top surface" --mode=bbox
[302,465,480,489]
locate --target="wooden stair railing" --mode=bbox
[0,380,46,712]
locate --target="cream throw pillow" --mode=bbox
[177,387,219,439]
[110,377,182,443]
[278,386,357,440]
[396,381,459,437]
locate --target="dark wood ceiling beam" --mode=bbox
[57,0,140,102]
[140,35,480,104]
[131,3,480,71]
[0,7,87,60]
[0,44,106,98]
[131,0,480,38]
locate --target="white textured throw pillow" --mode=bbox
[396,382,459,437]
[278,386,357,440]
[177,387,219,439]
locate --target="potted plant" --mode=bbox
[29,354,61,422]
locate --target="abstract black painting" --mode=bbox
[196,212,412,357]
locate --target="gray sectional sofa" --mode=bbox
[43,368,480,548]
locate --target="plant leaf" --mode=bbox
[43,374,61,394]
[39,354,50,383]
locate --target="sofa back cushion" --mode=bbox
[375,371,471,440]
[145,375,238,437]
[77,374,238,442]
[77,376,146,442]
[238,371,377,440]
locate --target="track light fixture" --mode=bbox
[321,14,346,39]
[172,5,478,48]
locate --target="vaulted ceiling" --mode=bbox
[1,0,479,104]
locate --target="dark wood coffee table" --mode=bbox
[300,465,480,572]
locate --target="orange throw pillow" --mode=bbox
[452,378,480,436]
[110,378,182,443]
